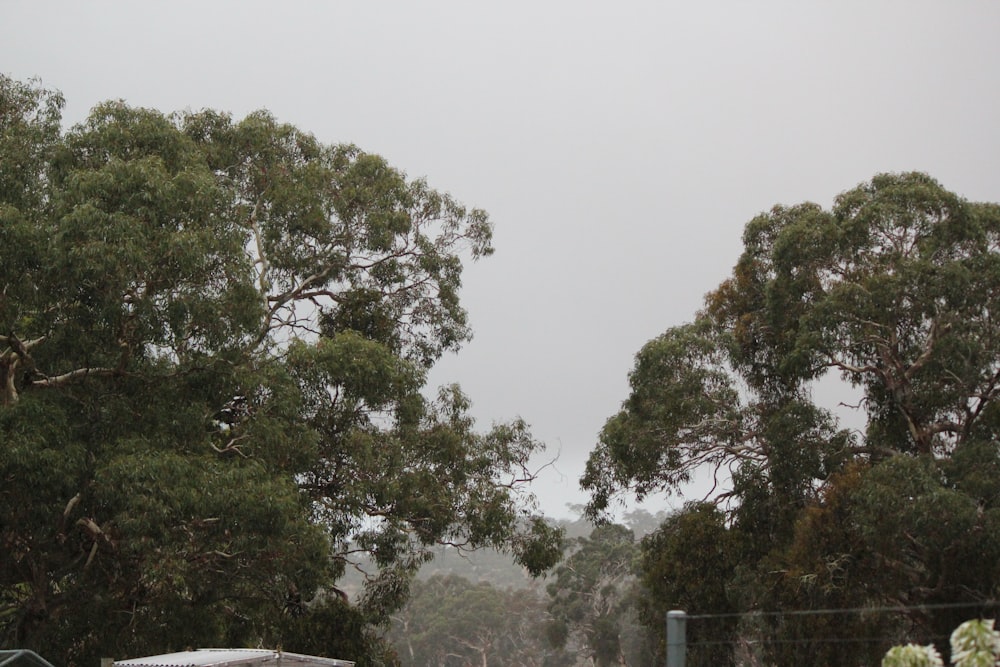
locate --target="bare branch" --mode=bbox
[824,358,879,376]
[249,198,269,298]
[23,336,46,350]
[211,434,251,458]
[905,320,950,380]
[31,367,118,389]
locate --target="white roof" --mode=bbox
[114,649,354,667]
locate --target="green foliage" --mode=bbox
[387,574,559,667]
[582,320,742,514]
[637,504,737,666]
[0,75,560,665]
[279,598,400,667]
[583,172,1000,664]
[545,523,652,667]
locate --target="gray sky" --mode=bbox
[4,1,1000,518]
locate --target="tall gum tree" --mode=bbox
[582,172,1000,664]
[0,76,561,665]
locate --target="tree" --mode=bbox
[387,574,560,667]
[635,504,737,667]
[0,75,561,665]
[545,523,653,667]
[582,173,1000,662]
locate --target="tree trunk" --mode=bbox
[1,353,19,405]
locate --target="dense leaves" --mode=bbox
[636,504,737,666]
[584,172,1000,663]
[0,76,560,665]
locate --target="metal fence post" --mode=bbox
[667,609,687,667]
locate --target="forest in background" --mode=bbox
[376,510,665,667]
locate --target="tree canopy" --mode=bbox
[0,75,561,665]
[583,172,1000,664]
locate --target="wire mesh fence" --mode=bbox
[671,601,1000,667]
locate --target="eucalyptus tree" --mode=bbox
[0,75,560,665]
[583,172,1000,663]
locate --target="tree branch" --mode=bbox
[31,367,119,389]
[905,319,950,380]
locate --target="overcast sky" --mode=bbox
[4,1,999,518]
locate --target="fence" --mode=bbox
[665,601,1000,667]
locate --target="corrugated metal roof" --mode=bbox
[0,650,57,667]
[114,649,353,667]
